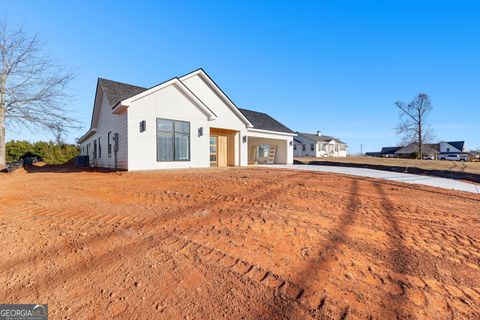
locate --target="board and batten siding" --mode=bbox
[80,91,128,169]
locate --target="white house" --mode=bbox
[439,141,466,154]
[293,131,347,157]
[78,69,296,170]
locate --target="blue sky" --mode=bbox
[4,1,480,152]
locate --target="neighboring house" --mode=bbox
[394,143,439,158]
[293,131,347,157]
[366,146,403,158]
[439,141,466,154]
[367,141,467,159]
[78,69,296,170]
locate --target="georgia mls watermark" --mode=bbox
[0,304,47,320]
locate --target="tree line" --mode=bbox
[6,140,78,165]
[1,22,76,168]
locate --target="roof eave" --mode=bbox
[247,127,297,136]
[78,128,97,143]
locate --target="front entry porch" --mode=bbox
[209,128,240,167]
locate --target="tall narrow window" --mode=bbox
[107,132,112,157]
[98,137,101,158]
[156,118,190,161]
[93,140,97,159]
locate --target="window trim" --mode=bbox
[156,118,191,162]
[98,137,102,158]
[107,132,112,157]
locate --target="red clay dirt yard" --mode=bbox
[1,165,479,319]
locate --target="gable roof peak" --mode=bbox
[97,78,147,107]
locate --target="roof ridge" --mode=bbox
[98,77,147,89]
[238,107,269,115]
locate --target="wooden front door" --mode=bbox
[217,135,228,167]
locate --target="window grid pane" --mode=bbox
[157,119,174,132]
[175,121,189,134]
[157,132,174,161]
[156,118,190,162]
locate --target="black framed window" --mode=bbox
[156,118,190,161]
[108,132,112,157]
[93,140,97,159]
[98,137,102,158]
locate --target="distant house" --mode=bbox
[367,141,467,159]
[381,146,402,158]
[293,131,347,157]
[394,143,439,158]
[439,141,465,154]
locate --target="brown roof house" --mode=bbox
[394,142,439,158]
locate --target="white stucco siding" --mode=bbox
[127,84,212,170]
[79,93,128,169]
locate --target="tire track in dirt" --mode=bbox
[374,182,480,319]
[0,172,303,289]
[247,179,363,319]
[2,168,479,319]
[260,167,480,203]
[160,234,313,316]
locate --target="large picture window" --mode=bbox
[156,118,190,161]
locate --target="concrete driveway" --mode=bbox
[259,164,480,194]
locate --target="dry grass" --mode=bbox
[296,156,480,174]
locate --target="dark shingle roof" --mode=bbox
[380,146,402,154]
[296,132,346,145]
[447,141,465,151]
[98,78,147,107]
[95,79,295,134]
[238,108,294,134]
[395,142,438,154]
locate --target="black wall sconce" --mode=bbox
[198,127,203,137]
[139,120,146,133]
[289,140,293,146]
[242,136,247,143]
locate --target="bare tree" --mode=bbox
[394,93,435,159]
[0,22,76,167]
